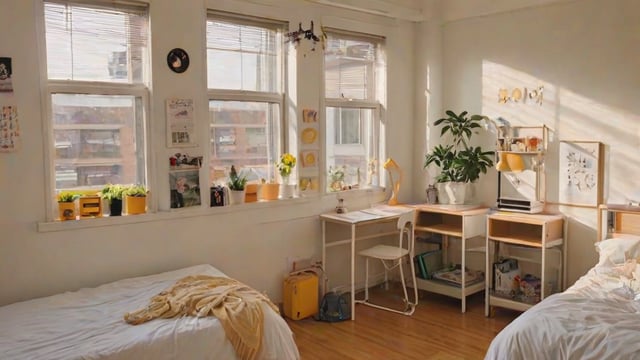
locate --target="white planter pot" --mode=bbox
[280,184,296,199]
[228,190,245,205]
[444,182,467,205]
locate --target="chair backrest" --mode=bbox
[396,209,415,252]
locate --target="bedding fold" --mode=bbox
[125,275,279,360]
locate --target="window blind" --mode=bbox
[206,14,284,92]
[44,1,149,83]
[324,31,382,100]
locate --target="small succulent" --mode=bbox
[228,165,248,191]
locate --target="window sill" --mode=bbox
[37,187,386,233]
[38,194,318,233]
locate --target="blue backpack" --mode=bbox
[318,291,351,322]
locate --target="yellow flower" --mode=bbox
[277,153,297,177]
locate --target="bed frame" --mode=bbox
[597,204,640,241]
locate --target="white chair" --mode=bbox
[355,209,418,315]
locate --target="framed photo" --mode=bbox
[558,141,604,207]
[169,169,201,208]
[0,57,13,92]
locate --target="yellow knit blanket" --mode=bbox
[124,275,279,360]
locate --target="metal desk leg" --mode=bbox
[322,220,326,297]
[351,223,356,320]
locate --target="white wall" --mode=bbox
[438,0,640,285]
[3,0,635,306]
[0,0,415,306]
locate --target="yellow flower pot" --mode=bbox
[58,202,76,221]
[245,184,259,203]
[261,183,280,200]
[125,195,146,215]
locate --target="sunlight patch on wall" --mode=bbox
[481,61,640,204]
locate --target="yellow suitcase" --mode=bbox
[283,272,318,320]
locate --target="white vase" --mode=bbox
[280,184,295,199]
[229,189,245,205]
[444,182,467,205]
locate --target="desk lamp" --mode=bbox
[383,158,402,205]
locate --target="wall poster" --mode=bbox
[166,98,196,147]
[558,141,604,207]
[0,105,19,152]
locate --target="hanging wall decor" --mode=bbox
[166,98,197,147]
[0,105,19,152]
[0,57,13,93]
[286,21,326,51]
[299,108,320,193]
[167,48,190,73]
[558,140,604,207]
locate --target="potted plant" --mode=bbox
[100,184,126,216]
[57,191,79,221]
[124,184,147,215]
[424,110,494,204]
[227,165,247,205]
[260,178,280,201]
[277,153,297,198]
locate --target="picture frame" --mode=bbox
[166,98,197,148]
[558,140,604,208]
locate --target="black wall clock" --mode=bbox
[167,48,189,73]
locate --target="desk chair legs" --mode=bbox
[356,210,418,316]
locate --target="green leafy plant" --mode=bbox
[125,184,147,197]
[57,191,79,203]
[100,184,126,202]
[424,110,494,183]
[227,165,248,191]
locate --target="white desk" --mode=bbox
[320,206,413,320]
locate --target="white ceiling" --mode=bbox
[305,0,577,22]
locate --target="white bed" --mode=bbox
[0,264,300,360]
[486,235,640,360]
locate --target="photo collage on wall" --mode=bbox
[0,57,18,153]
[169,152,203,209]
[299,109,320,193]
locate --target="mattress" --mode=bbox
[485,263,640,360]
[0,264,300,360]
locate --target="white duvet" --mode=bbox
[0,264,300,360]
[486,263,640,360]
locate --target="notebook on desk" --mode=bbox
[361,205,412,217]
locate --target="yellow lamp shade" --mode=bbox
[505,153,525,172]
[495,153,511,172]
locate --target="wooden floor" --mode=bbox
[286,286,520,360]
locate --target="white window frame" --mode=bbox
[206,11,287,187]
[39,1,151,221]
[324,29,385,192]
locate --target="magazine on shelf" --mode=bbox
[432,268,484,287]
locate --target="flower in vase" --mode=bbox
[277,153,297,180]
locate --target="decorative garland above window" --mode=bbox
[286,21,326,51]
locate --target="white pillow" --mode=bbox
[595,235,640,268]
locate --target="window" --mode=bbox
[324,30,385,190]
[206,12,285,184]
[43,1,149,199]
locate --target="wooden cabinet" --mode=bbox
[485,212,565,315]
[412,204,489,313]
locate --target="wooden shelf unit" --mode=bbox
[485,212,565,316]
[411,204,489,313]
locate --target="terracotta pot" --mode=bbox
[261,183,280,200]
